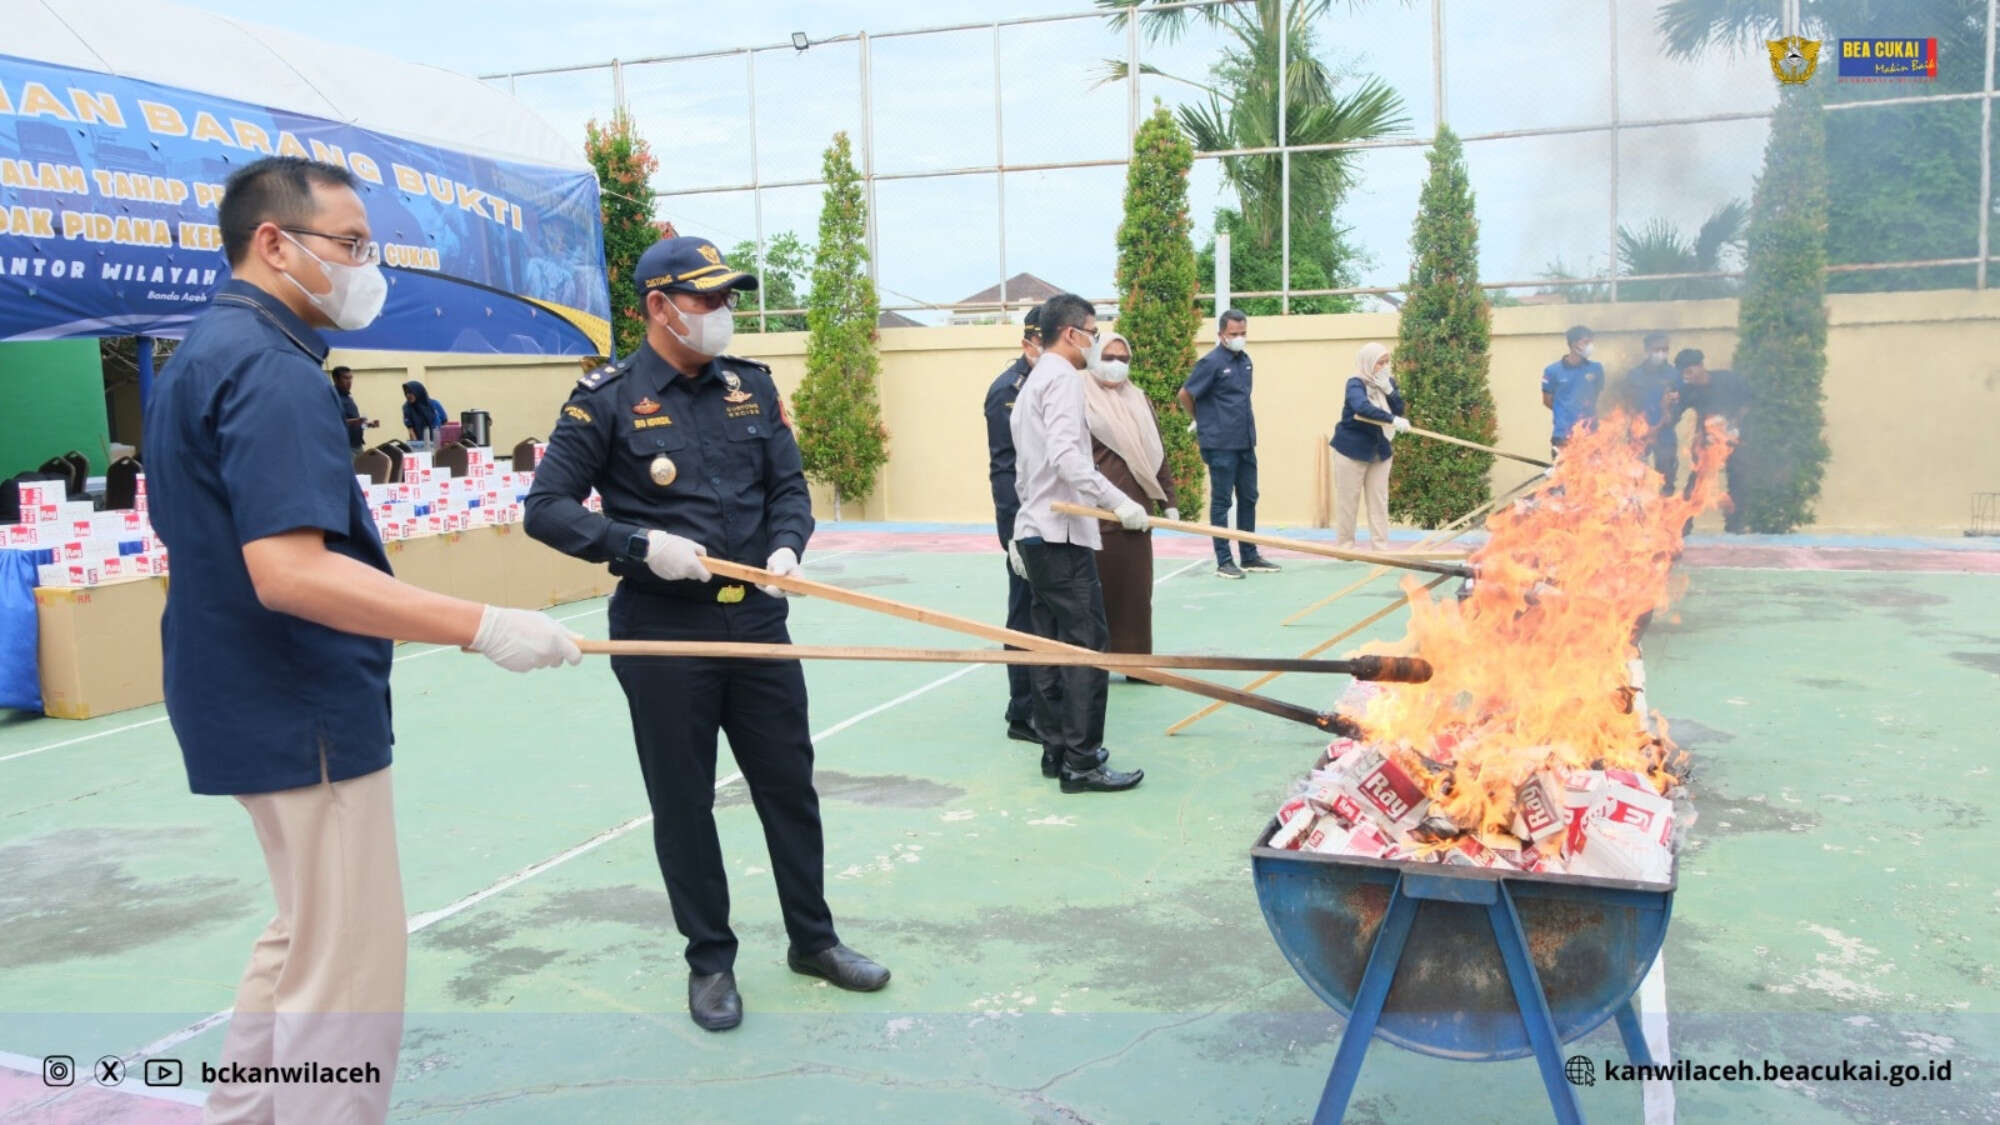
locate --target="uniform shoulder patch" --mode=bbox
[719,354,772,375]
[577,354,637,390]
[562,403,594,424]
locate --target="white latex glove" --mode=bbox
[1112,498,1151,531]
[645,529,711,583]
[1007,538,1027,579]
[1164,507,1180,522]
[468,605,583,672]
[1186,419,1198,435]
[758,547,801,598]
[1393,416,1412,433]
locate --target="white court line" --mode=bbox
[0,552,865,766]
[11,548,1194,1110]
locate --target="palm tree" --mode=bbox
[1096,0,1409,259]
[1616,200,1746,301]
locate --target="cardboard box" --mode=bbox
[16,481,59,509]
[385,533,451,592]
[36,578,168,719]
[5,523,46,549]
[22,503,61,525]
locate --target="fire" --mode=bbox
[1356,410,1734,839]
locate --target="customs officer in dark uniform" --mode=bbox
[982,306,1053,743]
[525,236,889,1033]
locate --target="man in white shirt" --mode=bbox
[1007,293,1147,793]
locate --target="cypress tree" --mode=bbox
[1115,105,1205,501]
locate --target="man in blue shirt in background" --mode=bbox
[144,156,580,1124]
[1623,331,1681,492]
[1177,309,1279,579]
[1542,324,1604,457]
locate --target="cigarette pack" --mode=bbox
[1269,800,1316,850]
[1300,814,1350,854]
[5,523,45,549]
[16,482,58,509]
[66,518,94,541]
[1338,748,1431,834]
[1511,772,1567,845]
[133,495,148,515]
[23,502,61,525]
[1583,782,1675,848]
[133,474,146,497]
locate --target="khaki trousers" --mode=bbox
[203,766,406,1125]
[1332,451,1393,549]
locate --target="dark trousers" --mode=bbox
[1652,434,1679,496]
[1016,538,1109,771]
[608,586,838,975]
[996,507,1038,726]
[1201,448,1261,564]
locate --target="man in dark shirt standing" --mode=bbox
[526,236,889,1035]
[331,364,376,451]
[1623,332,1681,493]
[143,156,579,1124]
[982,307,1047,742]
[1176,309,1278,579]
[1672,348,1752,529]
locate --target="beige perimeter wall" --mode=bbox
[331,288,2000,535]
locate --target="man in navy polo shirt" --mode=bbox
[144,156,580,1124]
[1541,324,1605,457]
[1177,309,1279,579]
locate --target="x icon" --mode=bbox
[95,1056,124,1085]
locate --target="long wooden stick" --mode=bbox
[1166,575,1451,736]
[1279,471,1543,628]
[1365,417,1552,468]
[698,557,1363,735]
[1050,503,1475,579]
[575,639,1431,680]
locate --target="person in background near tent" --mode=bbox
[330,365,377,452]
[1623,331,1681,493]
[1328,342,1408,552]
[1541,324,1604,458]
[401,379,446,444]
[525,235,890,1035]
[984,306,1054,741]
[1671,348,1751,531]
[1177,309,1279,579]
[143,156,580,1125]
[1009,292,1148,793]
[1082,331,1176,662]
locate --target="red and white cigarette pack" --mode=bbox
[1566,782,1674,883]
[1269,798,1315,850]
[16,481,58,510]
[1337,748,1431,834]
[5,523,45,549]
[1511,772,1567,845]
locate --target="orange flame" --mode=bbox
[1358,410,1733,838]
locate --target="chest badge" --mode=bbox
[721,370,753,404]
[633,397,661,416]
[649,453,678,487]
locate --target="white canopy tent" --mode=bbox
[10,0,587,171]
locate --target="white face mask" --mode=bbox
[665,299,735,357]
[1578,341,1595,359]
[1222,335,1247,354]
[1070,327,1102,370]
[1648,349,1669,365]
[1096,359,1130,384]
[280,232,386,331]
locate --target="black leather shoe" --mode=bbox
[1043,746,1108,778]
[788,943,890,992]
[1060,764,1145,793]
[1007,721,1041,744]
[688,971,742,1031]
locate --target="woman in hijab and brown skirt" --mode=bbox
[1082,333,1178,658]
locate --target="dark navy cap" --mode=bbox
[633,236,759,297]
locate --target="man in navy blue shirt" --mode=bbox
[1622,332,1681,492]
[1177,309,1279,579]
[982,308,1051,742]
[1541,324,1605,456]
[144,156,579,1124]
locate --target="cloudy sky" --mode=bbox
[188,0,1779,317]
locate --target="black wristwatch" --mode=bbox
[623,531,652,562]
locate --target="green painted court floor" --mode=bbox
[1,540,1996,1122]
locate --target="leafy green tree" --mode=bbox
[583,110,659,357]
[727,231,811,333]
[1116,105,1205,502]
[1196,207,1367,315]
[1387,126,1496,529]
[1099,0,1406,304]
[1616,201,1746,301]
[1731,84,1831,533]
[791,133,889,515]
[1659,0,1984,291]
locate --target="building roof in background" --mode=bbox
[956,272,1065,308]
[12,0,585,170]
[877,310,924,328]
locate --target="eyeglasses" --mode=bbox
[672,290,741,313]
[282,227,381,266]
